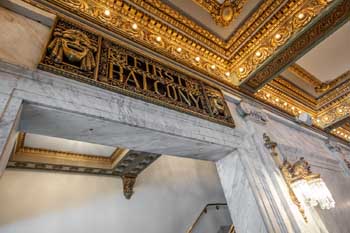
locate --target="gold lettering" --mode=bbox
[143,73,148,91]
[167,85,178,101]
[112,63,124,82]
[178,88,191,106]
[177,76,186,87]
[164,71,174,82]
[189,93,202,109]
[154,81,166,96]
[124,70,141,88]
[146,62,153,74]
[153,66,164,79]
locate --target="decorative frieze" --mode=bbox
[38,18,235,128]
[193,0,247,26]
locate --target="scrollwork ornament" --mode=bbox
[237,102,268,124]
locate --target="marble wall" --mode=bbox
[217,100,350,233]
[0,6,52,69]
[0,92,21,176]
[0,60,242,161]
[0,155,226,233]
[217,151,268,233]
[0,4,243,163]
[1,4,350,233]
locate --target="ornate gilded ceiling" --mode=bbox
[182,0,248,27]
[21,0,350,142]
[24,0,347,86]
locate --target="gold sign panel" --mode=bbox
[38,18,234,127]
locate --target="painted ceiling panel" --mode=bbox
[297,21,350,82]
[24,133,117,157]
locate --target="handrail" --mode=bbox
[187,203,234,233]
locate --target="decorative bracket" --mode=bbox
[122,176,136,199]
[114,150,161,199]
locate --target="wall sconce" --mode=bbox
[263,133,335,222]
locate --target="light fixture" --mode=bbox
[195,56,200,62]
[211,64,216,70]
[239,67,245,73]
[156,36,162,42]
[255,51,262,57]
[275,33,282,40]
[263,134,335,222]
[176,47,182,53]
[132,23,138,30]
[104,9,111,16]
[225,71,230,77]
[275,98,279,102]
[298,13,305,19]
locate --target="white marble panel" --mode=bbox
[217,152,268,233]
[0,96,22,176]
[0,61,243,160]
[0,156,227,233]
[24,133,117,157]
[0,7,51,69]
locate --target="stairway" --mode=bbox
[217,225,234,233]
[187,203,235,233]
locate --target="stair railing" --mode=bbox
[186,203,235,233]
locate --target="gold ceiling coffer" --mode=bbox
[263,133,335,222]
[38,17,235,128]
[194,0,247,26]
[8,133,161,200]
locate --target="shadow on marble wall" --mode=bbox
[0,155,226,233]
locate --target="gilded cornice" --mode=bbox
[331,126,350,142]
[192,0,248,27]
[288,64,322,86]
[316,94,350,127]
[343,122,350,131]
[316,75,350,108]
[15,0,350,140]
[112,0,285,54]
[266,72,350,110]
[288,65,350,95]
[255,84,316,118]
[23,0,336,87]
[260,73,350,130]
[241,1,350,87]
[272,77,317,107]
